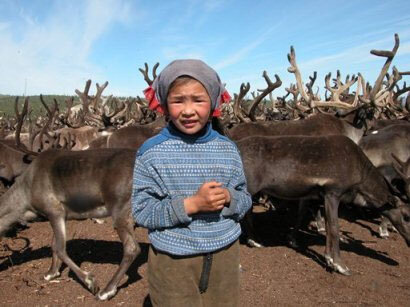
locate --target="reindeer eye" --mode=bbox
[404,215,410,223]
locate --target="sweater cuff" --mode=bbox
[221,188,239,217]
[171,196,192,225]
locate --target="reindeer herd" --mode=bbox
[0,33,409,300]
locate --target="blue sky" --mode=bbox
[1,0,410,98]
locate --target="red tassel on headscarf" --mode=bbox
[212,90,231,117]
[144,86,164,114]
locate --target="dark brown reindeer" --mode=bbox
[0,98,141,301]
[236,134,410,275]
[225,71,369,246]
[357,123,410,236]
[226,34,403,245]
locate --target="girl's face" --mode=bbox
[166,79,212,135]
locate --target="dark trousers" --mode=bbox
[148,240,240,307]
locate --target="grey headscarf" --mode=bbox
[151,59,226,112]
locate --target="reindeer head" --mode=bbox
[391,154,410,200]
[382,197,410,247]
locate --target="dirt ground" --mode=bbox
[1,202,409,307]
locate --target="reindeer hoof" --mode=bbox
[314,220,326,233]
[85,273,99,295]
[97,287,117,301]
[317,226,326,233]
[334,263,351,276]
[379,226,389,239]
[247,239,264,248]
[287,234,299,249]
[44,271,60,281]
[325,254,333,267]
[325,255,351,275]
[340,236,349,244]
[92,218,105,224]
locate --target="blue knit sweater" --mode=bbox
[131,123,252,256]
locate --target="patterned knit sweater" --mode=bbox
[131,123,252,256]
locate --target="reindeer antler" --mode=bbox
[288,46,361,110]
[93,81,109,111]
[139,62,160,86]
[15,97,39,156]
[287,46,312,106]
[359,33,400,106]
[246,71,282,122]
[233,82,250,123]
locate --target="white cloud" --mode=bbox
[0,22,9,31]
[18,6,37,27]
[298,33,406,74]
[213,24,281,70]
[0,0,140,95]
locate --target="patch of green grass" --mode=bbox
[0,95,80,117]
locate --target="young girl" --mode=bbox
[131,59,252,306]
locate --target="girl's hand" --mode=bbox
[184,181,230,215]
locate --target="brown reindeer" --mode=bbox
[0,98,141,300]
[236,134,410,275]
[0,148,140,300]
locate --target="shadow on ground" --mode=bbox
[243,204,399,270]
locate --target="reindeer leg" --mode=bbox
[44,234,62,280]
[243,210,264,248]
[324,195,335,270]
[48,214,100,295]
[324,193,351,276]
[97,214,140,301]
[288,199,309,248]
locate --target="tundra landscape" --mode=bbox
[1,33,410,306]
